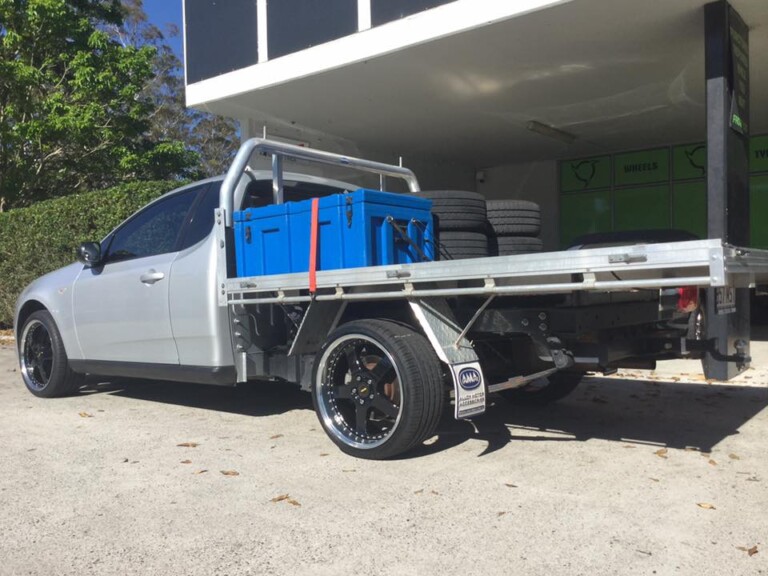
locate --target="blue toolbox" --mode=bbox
[233,189,434,277]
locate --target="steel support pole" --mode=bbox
[703,0,751,380]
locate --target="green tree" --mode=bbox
[110,0,239,178]
[0,0,198,210]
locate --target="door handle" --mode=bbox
[140,270,165,284]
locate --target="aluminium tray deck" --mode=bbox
[223,239,768,306]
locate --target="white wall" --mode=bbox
[476,160,560,250]
[238,118,476,192]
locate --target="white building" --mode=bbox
[183,0,768,249]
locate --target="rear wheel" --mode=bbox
[19,310,83,398]
[500,371,583,405]
[312,319,445,459]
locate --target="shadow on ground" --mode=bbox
[82,374,768,459]
[86,378,313,417]
[416,376,768,458]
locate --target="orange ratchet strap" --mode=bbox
[309,198,319,295]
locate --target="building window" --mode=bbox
[267,0,357,59]
[371,0,454,26]
[185,0,259,84]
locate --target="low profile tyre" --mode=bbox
[417,190,488,232]
[497,236,544,255]
[487,200,541,236]
[500,372,584,405]
[19,310,83,398]
[417,190,488,207]
[433,213,489,231]
[438,231,491,259]
[488,215,541,236]
[312,319,445,459]
[486,199,541,214]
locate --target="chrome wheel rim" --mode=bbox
[316,334,403,450]
[20,320,53,391]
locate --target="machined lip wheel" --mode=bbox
[315,334,403,451]
[20,319,54,391]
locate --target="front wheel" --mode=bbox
[312,319,445,459]
[19,310,83,398]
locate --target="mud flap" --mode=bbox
[449,361,486,419]
[408,297,486,419]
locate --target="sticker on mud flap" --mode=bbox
[450,362,486,419]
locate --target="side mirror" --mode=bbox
[76,242,103,267]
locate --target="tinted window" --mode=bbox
[242,179,352,208]
[267,0,357,59]
[106,189,198,263]
[185,0,259,84]
[179,183,220,250]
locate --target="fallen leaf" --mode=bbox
[748,546,758,557]
[413,489,424,495]
[635,550,653,556]
[696,502,716,510]
[79,412,93,418]
[497,511,507,517]
[708,459,718,466]
[430,490,440,496]
[655,448,668,459]
[121,458,129,463]
[193,469,208,475]
[177,442,199,448]
[504,483,518,488]
[180,460,192,464]
[271,494,300,506]
[220,470,239,477]
[319,453,329,457]
[269,434,284,440]
[649,478,660,482]
[728,453,741,460]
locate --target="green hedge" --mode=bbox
[0,181,183,328]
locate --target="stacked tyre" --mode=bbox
[415,190,491,260]
[486,200,543,256]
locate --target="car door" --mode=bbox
[72,185,207,364]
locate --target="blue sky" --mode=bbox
[143,0,184,59]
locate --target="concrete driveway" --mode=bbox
[1,340,766,576]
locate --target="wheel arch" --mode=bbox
[337,300,423,334]
[15,299,47,341]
